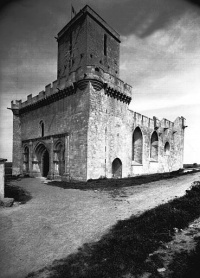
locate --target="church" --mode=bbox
[10,5,186,181]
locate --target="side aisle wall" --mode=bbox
[87,85,185,180]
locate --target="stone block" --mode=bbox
[0,197,14,207]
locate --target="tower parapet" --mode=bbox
[10,64,132,115]
[130,111,185,132]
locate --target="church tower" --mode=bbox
[55,5,132,179]
[57,5,120,83]
[55,5,132,180]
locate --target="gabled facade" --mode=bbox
[10,5,186,181]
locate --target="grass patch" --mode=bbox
[5,179,32,204]
[168,239,200,278]
[47,169,200,191]
[27,180,200,278]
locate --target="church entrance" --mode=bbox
[34,143,50,178]
[42,150,49,177]
[112,158,122,178]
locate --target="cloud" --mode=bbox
[120,6,200,89]
[185,0,200,6]
[0,0,22,12]
[74,0,192,37]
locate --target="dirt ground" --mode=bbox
[0,172,200,278]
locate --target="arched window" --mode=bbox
[164,142,170,155]
[40,121,44,137]
[132,127,143,164]
[150,131,158,161]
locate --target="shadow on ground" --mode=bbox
[27,181,200,278]
[5,177,32,204]
[47,169,200,191]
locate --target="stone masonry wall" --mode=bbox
[87,84,185,180]
[57,16,87,81]
[86,16,120,77]
[20,88,90,181]
[12,113,22,176]
[87,84,132,179]
[129,114,184,175]
[13,81,184,181]
[57,11,120,83]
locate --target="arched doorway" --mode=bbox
[42,150,49,177]
[34,143,50,177]
[112,158,122,178]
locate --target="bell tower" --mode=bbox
[56,5,121,83]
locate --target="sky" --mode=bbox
[0,0,200,163]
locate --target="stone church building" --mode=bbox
[10,5,186,181]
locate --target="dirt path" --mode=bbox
[0,172,199,278]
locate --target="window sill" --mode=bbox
[132,161,143,166]
[150,159,158,163]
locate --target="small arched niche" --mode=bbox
[112,158,122,178]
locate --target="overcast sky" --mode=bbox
[0,0,200,163]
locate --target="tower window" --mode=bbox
[40,121,44,137]
[104,34,107,56]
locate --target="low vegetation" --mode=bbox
[27,180,200,278]
[168,238,200,278]
[5,178,32,204]
[48,169,200,190]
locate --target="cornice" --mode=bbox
[22,132,69,144]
